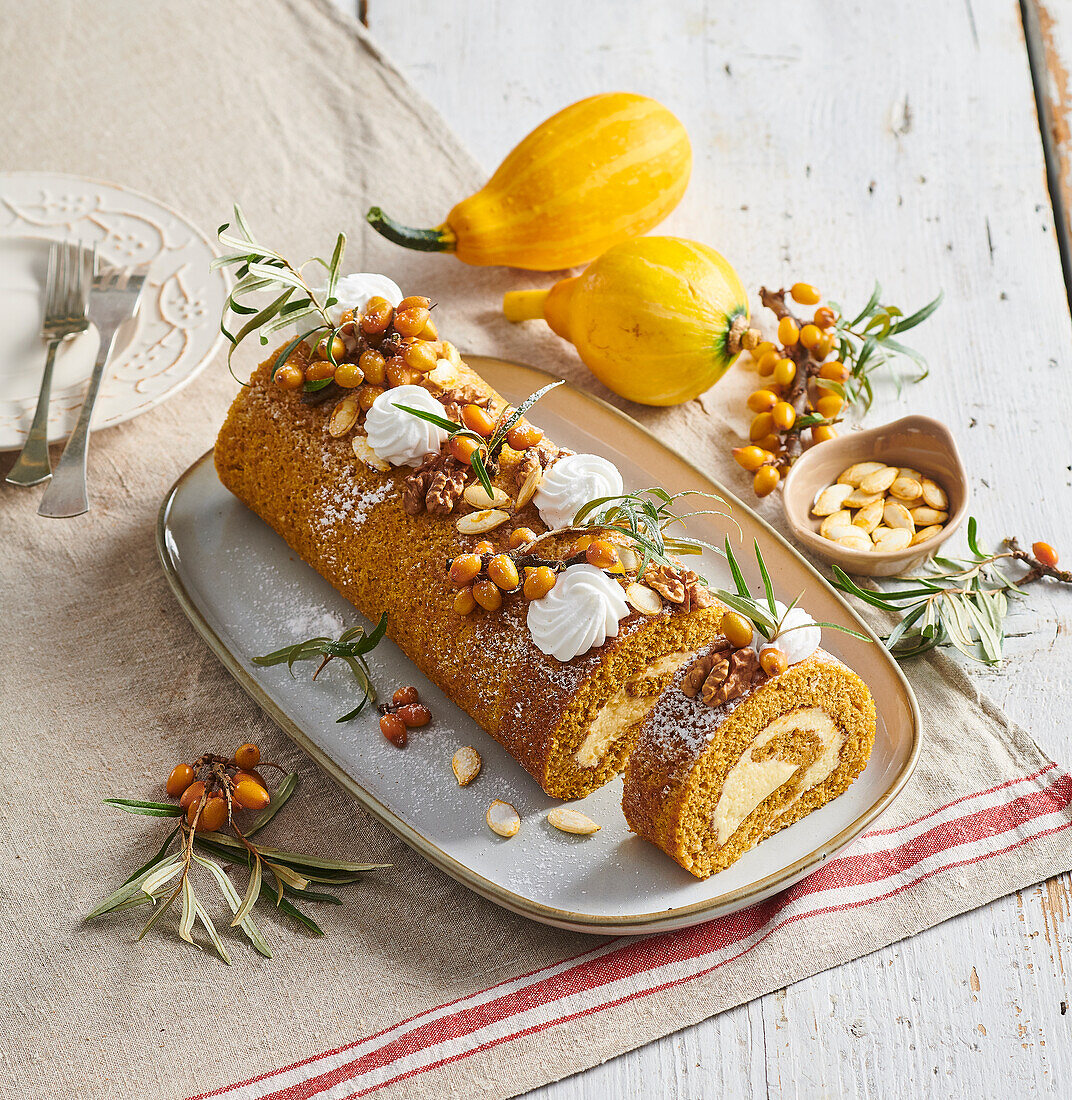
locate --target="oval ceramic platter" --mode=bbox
[158,357,920,935]
[0,171,228,450]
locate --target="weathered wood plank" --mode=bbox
[343,1,1072,1096]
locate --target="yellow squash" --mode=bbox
[503,237,756,406]
[366,93,691,270]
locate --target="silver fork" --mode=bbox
[38,260,146,518]
[5,241,92,487]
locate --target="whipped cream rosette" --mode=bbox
[527,564,630,661]
[534,453,623,529]
[364,385,450,468]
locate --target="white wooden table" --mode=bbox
[350,1,1072,1094]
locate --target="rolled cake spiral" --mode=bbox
[215,348,721,799]
[622,646,876,878]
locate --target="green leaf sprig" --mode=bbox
[88,775,388,963]
[252,613,388,722]
[212,205,346,387]
[715,538,870,644]
[394,379,564,501]
[831,519,1071,665]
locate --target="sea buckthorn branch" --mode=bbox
[734,282,941,498]
[88,745,390,963]
[831,519,1070,664]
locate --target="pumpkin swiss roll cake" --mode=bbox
[622,605,877,879]
[214,271,724,799]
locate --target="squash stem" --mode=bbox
[365,207,455,253]
[502,290,550,323]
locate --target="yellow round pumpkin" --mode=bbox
[366,93,691,270]
[503,237,755,406]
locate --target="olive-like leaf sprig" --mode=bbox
[715,538,871,645]
[252,613,388,722]
[87,774,389,963]
[394,379,564,500]
[831,518,1071,665]
[212,205,346,388]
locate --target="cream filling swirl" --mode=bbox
[527,564,630,662]
[533,453,624,530]
[364,385,449,468]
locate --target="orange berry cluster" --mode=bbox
[735,283,847,497]
[165,743,272,833]
[450,405,545,467]
[378,685,432,747]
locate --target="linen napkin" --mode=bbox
[1,3,1069,1099]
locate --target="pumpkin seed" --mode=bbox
[515,464,543,508]
[836,532,874,551]
[625,582,663,615]
[873,527,912,552]
[812,483,854,516]
[820,510,854,540]
[457,508,511,535]
[837,461,885,487]
[426,360,458,388]
[921,477,948,509]
[617,546,642,573]
[853,498,884,533]
[883,501,915,531]
[911,524,945,545]
[898,467,923,480]
[452,746,482,787]
[889,477,923,502]
[463,484,512,510]
[910,506,949,526]
[352,436,390,472]
[547,807,601,835]
[859,466,898,494]
[328,395,360,437]
[843,487,886,508]
[486,800,520,838]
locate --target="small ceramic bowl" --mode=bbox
[781,414,969,577]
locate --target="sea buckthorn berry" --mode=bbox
[419,318,438,341]
[772,401,796,431]
[358,385,385,412]
[777,316,799,345]
[815,333,836,359]
[585,540,620,570]
[506,420,544,450]
[386,357,418,388]
[193,797,228,833]
[472,540,494,554]
[509,526,538,550]
[816,394,844,418]
[799,324,821,350]
[461,404,497,437]
[752,341,775,361]
[811,425,838,444]
[393,685,420,707]
[773,358,796,387]
[454,587,477,615]
[747,389,778,413]
[235,743,261,771]
[449,553,482,587]
[749,412,774,442]
[720,611,754,649]
[755,434,782,455]
[397,703,432,728]
[732,445,770,472]
[403,341,438,374]
[472,580,503,611]
[274,364,304,390]
[380,712,408,747]
[316,335,346,361]
[359,348,387,385]
[180,781,206,810]
[397,295,431,312]
[233,778,271,811]
[756,351,778,377]
[790,283,821,306]
[334,362,365,388]
[166,764,195,798]
[753,466,780,497]
[392,306,430,337]
[524,566,557,600]
[819,360,849,382]
[305,360,336,382]
[760,648,790,676]
[813,306,837,329]
[1033,541,1059,567]
[361,298,393,335]
[449,435,480,465]
[487,554,520,591]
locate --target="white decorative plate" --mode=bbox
[0,171,228,450]
[158,358,921,935]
